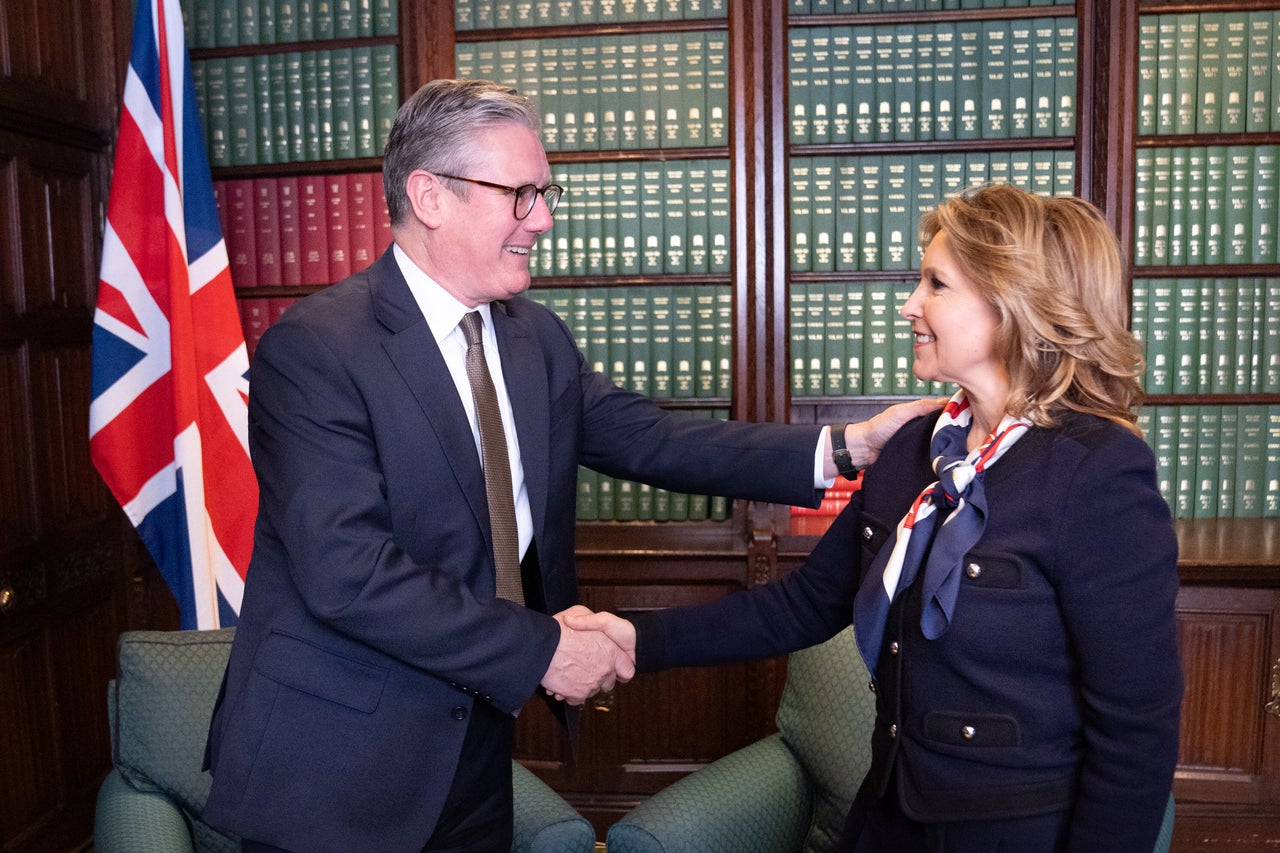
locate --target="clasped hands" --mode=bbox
[540,606,637,705]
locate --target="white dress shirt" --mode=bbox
[394,245,534,560]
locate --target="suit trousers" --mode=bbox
[422,697,516,852]
[240,699,515,853]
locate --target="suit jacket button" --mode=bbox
[889,641,900,655]
[966,562,982,579]
[962,725,976,740]
[889,723,898,738]
[862,526,874,541]
[451,706,468,721]
[868,680,877,693]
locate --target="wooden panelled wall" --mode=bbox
[0,1,183,850]
[1,2,1279,851]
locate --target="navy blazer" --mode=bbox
[203,249,825,852]
[633,409,1183,853]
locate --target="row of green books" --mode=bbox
[456,32,728,152]
[577,461,731,523]
[194,46,399,167]
[790,150,1077,272]
[525,159,731,277]
[1139,405,1280,519]
[1137,11,1280,137]
[791,281,951,398]
[1134,278,1280,397]
[527,286,733,400]
[455,0,726,29]
[789,17,1077,145]
[1133,145,1279,268]
[790,0,1072,11]
[182,0,398,49]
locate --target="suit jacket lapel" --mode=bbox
[491,301,550,541]
[369,250,491,539]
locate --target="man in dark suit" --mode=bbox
[203,79,937,853]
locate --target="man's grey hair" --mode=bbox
[382,79,541,226]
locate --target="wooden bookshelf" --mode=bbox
[3,0,1280,847]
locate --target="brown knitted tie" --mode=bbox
[459,312,524,605]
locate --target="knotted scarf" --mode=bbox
[852,391,1032,677]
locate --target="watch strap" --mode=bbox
[829,423,859,481]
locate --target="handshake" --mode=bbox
[539,606,638,706]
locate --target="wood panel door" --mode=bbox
[0,1,152,850]
[1173,585,1280,852]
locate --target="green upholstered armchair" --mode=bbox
[606,626,874,853]
[606,626,1176,853]
[94,628,596,853]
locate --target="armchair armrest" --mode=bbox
[95,770,197,853]
[606,733,815,853]
[511,760,596,853]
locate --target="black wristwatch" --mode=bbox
[829,423,860,481]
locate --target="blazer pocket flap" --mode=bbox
[254,632,388,714]
[923,711,1021,747]
[960,551,1023,589]
[857,511,892,555]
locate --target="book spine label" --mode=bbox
[277,176,302,285]
[694,288,717,397]
[649,286,673,397]
[253,177,281,284]
[1222,12,1248,133]
[982,19,1009,139]
[671,286,695,397]
[1246,12,1272,133]
[1174,13,1199,135]
[1196,13,1224,133]
[790,28,811,144]
[1055,17,1077,136]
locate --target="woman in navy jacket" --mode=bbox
[577,184,1182,852]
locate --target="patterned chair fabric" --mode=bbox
[98,628,239,853]
[94,628,596,853]
[606,627,873,853]
[774,626,875,853]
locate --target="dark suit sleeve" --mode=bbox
[631,492,866,672]
[1049,431,1182,852]
[248,316,560,715]
[575,361,826,509]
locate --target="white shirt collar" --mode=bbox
[392,242,493,345]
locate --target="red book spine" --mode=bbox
[325,173,352,281]
[277,176,302,286]
[253,177,281,285]
[224,178,257,287]
[298,174,329,285]
[347,172,377,273]
[240,298,269,360]
[270,296,300,325]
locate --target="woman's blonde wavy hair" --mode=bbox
[918,184,1145,435]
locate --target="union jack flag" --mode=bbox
[90,0,257,629]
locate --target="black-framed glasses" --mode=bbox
[433,173,564,220]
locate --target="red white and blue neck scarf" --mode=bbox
[852,391,1032,677]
